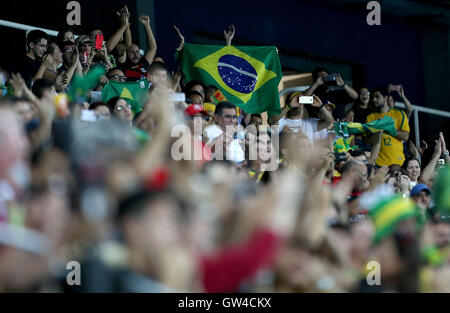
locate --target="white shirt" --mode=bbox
[277,118,328,142]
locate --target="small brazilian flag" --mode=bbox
[334,135,356,154]
[334,116,398,138]
[176,43,282,116]
[102,78,149,114]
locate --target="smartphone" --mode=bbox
[169,92,186,103]
[324,74,337,85]
[80,109,98,122]
[388,84,401,92]
[95,34,104,50]
[299,96,314,104]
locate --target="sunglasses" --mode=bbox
[115,104,132,111]
[108,75,127,81]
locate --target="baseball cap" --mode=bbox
[76,35,93,46]
[288,91,303,103]
[185,104,208,117]
[410,183,431,197]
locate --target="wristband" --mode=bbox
[442,150,449,158]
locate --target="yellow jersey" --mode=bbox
[366,108,410,167]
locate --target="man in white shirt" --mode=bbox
[204,101,245,163]
[277,95,334,144]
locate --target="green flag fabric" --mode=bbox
[102,78,149,114]
[69,66,106,103]
[334,135,357,154]
[433,165,450,214]
[176,43,282,116]
[333,116,398,138]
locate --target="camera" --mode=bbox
[324,74,338,86]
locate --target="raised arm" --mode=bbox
[367,131,382,165]
[304,76,323,96]
[106,6,130,53]
[173,25,185,52]
[313,95,334,130]
[224,25,235,46]
[33,54,53,82]
[419,139,442,185]
[336,73,358,100]
[397,85,413,119]
[139,14,157,65]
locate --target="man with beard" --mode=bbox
[120,15,157,82]
[366,87,410,167]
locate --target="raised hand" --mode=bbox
[139,15,150,26]
[397,85,405,98]
[439,132,447,153]
[173,25,185,50]
[368,166,389,191]
[42,54,54,68]
[224,24,235,46]
[419,140,428,156]
[9,73,26,97]
[336,73,345,87]
[310,94,323,108]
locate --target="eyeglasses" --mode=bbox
[223,114,237,120]
[108,75,127,81]
[361,92,370,96]
[115,104,132,111]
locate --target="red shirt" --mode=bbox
[200,228,281,292]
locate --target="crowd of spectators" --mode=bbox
[0,6,449,292]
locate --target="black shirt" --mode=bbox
[119,58,150,82]
[21,55,42,87]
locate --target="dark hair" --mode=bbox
[349,150,366,158]
[90,101,109,111]
[106,97,128,113]
[186,90,203,101]
[287,107,301,119]
[403,157,421,170]
[26,30,48,50]
[43,41,59,58]
[251,113,262,120]
[106,67,124,78]
[312,67,328,82]
[31,79,54,99]
[56,29,74,48]
[214,101,236,116]
[372,86,389,98]
[148,61,169,75]
[184,80,206,94]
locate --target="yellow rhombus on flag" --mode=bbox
[194,46,276,104]
[176,43,282,116]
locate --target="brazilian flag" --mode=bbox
[102,78,149,114]
[69,66,105,103]
[334,135,356,154]
[176,43,282,116]
[333,116,398,138]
